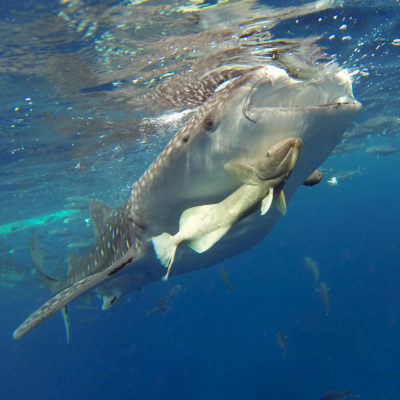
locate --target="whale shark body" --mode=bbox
[13,63,361,340]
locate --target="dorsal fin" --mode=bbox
[89,199,114,238]
[67,254,83,276]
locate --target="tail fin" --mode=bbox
[13,252,135,340]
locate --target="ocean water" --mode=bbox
[1,0,400,399]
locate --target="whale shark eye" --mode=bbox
[203,117,215,131]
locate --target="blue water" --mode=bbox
[1,1,400,399]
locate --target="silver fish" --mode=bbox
[304,256,320,287]
[276,331,288,357]
[365,144,399,156]
[331,142,365,156]
[345,115,400,139]
[13,62,361,340]
[333,168,362,182]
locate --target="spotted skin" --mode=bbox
[147,64,253,109]
[36,206,144,294]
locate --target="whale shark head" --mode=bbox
[129,63,361,233]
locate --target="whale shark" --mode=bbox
[0,255,37,288]
[13,62,361,340]
[0,240,38,288]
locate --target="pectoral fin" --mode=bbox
[260,187,273,215]
[152,233,178,270]
[274,189,287,215]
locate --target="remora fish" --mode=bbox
[302,169,323,186]
[331,142,365,156]
[344,115,400,139]
[304,256,320,287]
[365,144,399,156]
[13,63,361,340]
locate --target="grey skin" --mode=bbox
[146,298,170,316]
[13,63,361,340]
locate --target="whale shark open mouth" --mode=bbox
[244,65,358,117]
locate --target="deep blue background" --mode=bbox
[1,1,400,399]
[2,155,399,400]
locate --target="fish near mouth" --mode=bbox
[277,137,302,174]
[256,138,302,181]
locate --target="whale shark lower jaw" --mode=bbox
[13,63,361,340]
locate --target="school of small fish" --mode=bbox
[326,113,399,186]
